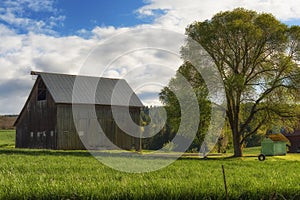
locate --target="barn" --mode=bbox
[14,71,144,150]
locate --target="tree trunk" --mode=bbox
[232,131,242,157]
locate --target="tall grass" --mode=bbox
[0,130,299,199]
[0,148,299,199]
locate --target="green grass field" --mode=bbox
[0,130,15,148]
[0,130,300,199]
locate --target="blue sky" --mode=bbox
[55,0,148,35]
[0,0,149,35]
[0,0,300,114]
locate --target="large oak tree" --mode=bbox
[171,8,300,157]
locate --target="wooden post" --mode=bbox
[139,131,142,152]
[139,107,143,153]
[222,165,229,200]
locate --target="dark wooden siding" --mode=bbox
[284,130,300,153]
[56,104,85,150]
[285,135,300,153]
[15,77,57,149]
[15,76,142,150]
[56,104,141,150]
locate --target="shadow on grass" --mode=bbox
[0,148,91,157]
[0,148,262,161]
[0,144,14,148]
[178,154,260,161]
[0,148,170,159]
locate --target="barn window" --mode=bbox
[30,132,34,138]
[37,81,47,101]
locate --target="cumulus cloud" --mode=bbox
[0,24,184,113]
[77,27,185,106]
[0,25,96,113]
[0,0,64,34]
[138,0,300,31]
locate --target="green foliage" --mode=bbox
[184,8,300,156]
[162,141,176,152]
[159,62,212,150]
[140,106,175,150]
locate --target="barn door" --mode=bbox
[87,118,102,149]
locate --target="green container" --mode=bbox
[261,138,286,156]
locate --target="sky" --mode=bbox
[0,0,300,115]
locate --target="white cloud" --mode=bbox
[0,25,22,53]
[0,0,65,34]
[78,27,184,85]
[92,26,130,39]
[138,0,300,31]
[0,25,185,113]
[79,27,185,107]
[3,0,57,12]
[0,27,96,113]
[26,0,58,12]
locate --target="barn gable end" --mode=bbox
[15,76,57,149]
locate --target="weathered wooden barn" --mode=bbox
[14,71,143,150]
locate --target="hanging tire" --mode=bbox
[258,154,265,161]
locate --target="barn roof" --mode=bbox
[33,71,144,107]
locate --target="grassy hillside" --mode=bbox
[0,116,17,129]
